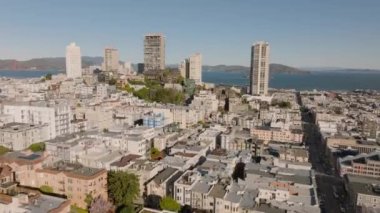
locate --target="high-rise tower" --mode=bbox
[250,41,270,95]
[65,42,82,78]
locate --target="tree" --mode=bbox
[150,147,161,160]
[45,73,52,80]
[89,196,113,213]
[160,197,181,212]
[117,205,135,213]
[40,185,53,193]
[84,193,93,208]
[0,146,10,156]
[109,78,117,85]
[108,171,140,207]
[232,162,246,181]
[28,142,45,152]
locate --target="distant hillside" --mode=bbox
[203,63,310,74]
[0,57,103,71]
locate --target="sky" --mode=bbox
[0,0,380,69]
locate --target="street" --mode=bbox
[301,109,352,213]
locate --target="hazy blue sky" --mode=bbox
[0,0,379,68]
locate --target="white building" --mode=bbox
[250,41,270,96]
[65,42,82,79]
[3,101,72,139]
[189,90,218,117]
[179,53,202,84]
[0,122,49,150]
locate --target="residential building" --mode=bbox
[103,47,119,74]
[279,147,309,163]
[0,122,49,151]
[251,127,303,144]
[144,33,165,72]
[0,152,107,209]
[179,53,202,84]
[339,151,380,178]
[3,101,72,139]
[0,190,71,213]
[345,175,380,212]
[65,42,82,79]
[146,167,182,198]
[250,41,270,95]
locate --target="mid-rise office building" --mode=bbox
[103,47,119,74]
[65,42,82,78]
[250,41,270,95]
[144,33,165,72]
[179,53,202,84]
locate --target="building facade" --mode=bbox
[250,41,270,96]
[103,47,119,74]
[179,53,202,84]
[0,122,49,151]
[3,101,72,139]
[144,33,165,72]
[65,42,82,79]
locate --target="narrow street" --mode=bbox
[299,97,352,213]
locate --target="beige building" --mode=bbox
[279,147,309,163]
[250,41,270,96]
[179,53,202,84]
[0,152,107,209]
[103,47,119,74]
[339,151,380,178]
[251,127,303,144]
[326,136,377,154]
[144,33,165,72]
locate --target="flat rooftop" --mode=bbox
[41,161,105,178]
[0,122,44,132]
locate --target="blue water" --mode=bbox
[0,70,61,79]
[203,71,380,91]
[1,70,379,91]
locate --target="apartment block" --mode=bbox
[0,122,49,150]
[3,101,72,139]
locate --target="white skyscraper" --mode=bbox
[65,42,82,78]
[189,53,202,84]
[179,53,202,84]
[250,41,270,96]
[103,47,119,73]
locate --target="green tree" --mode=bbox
[108,171,140,207]
[40,185,53,193]
[133,87,150,101]
[84,193,93,208]
[123,84,134,93]
[160,197,181,212]
[28,142,45,152]
[45,73,52,80]
[118,205,135,213]
[150,147,161,160]
[0,146,10,155]
[109,78,117,85]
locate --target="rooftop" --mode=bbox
[153,167,178,184]
[0,122,45,132]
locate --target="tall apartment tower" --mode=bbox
[65,42,82,78]
[144,33,165,72]
[250,41,270,96]
[179,53,202,84]
[103,47,119,73]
